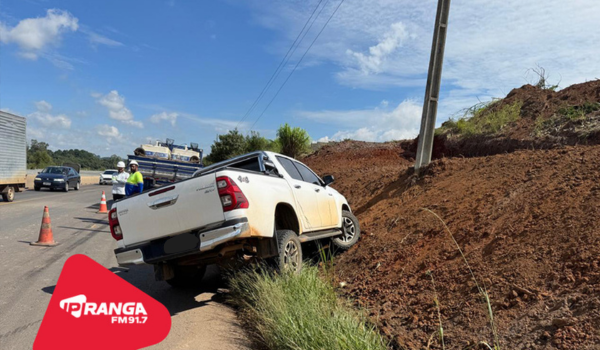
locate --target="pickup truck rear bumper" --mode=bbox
[115,218,249,266]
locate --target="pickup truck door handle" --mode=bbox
[314,188,320,192]
[148,195,179,209]
[294,185,301,189]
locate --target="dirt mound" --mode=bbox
[405,80,600,160]
[303,141,600,349]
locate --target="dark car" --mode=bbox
[34,166,81,192]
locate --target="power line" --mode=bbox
[235,0,326,129]
[249,0,345,130]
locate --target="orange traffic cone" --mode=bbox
[31,206,58,246]
[98,191,108,214]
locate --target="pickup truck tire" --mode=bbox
[63,183,69,192]
[275,230,303,273]
[166,265,207,288]
[332,210,361,250]
[75,181,80,190]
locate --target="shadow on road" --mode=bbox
[113,265,228,317]
[73,217,109,225]
[57,226,108,233]
[42,286,55,294]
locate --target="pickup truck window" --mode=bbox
[230,157,261,172]
[276,157,303,181]
[293,162,321,185]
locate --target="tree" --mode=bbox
[276,123,311,159]
[205,129,246,163]
[244,131,280,153]
[27,140,53,169]
[245,131,270,153]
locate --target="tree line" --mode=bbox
[27,140,123,170]
[26,123,312,169]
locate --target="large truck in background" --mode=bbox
[127,138,203,190]
[0,111,27,202]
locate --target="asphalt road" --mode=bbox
[0,185,251,350]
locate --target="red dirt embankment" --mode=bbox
[304,141,600,349]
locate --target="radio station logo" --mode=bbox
[34,254,171,349]
[59,294,148,323]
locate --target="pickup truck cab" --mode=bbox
[110,151,359,287]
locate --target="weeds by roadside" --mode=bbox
[438,100,522,137]
[228,263,388,350]
[534,102,600,136]
[422,208,500,350]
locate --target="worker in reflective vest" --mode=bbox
[125,160,144,196]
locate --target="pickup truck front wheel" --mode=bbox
[332,210,361,250]
[166,265,207,288]
[275,230,302,273]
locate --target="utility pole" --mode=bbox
[415,0,451,172]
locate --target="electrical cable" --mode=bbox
[235,0,326,129]
[249,0,345,130]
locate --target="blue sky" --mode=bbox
[1,0,599,157]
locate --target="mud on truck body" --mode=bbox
[110,151,360,287]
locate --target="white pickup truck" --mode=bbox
[110,151,360,287]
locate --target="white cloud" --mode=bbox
[179,112,247,133]
[96,90,143,128]
[150,111,178,126]
[34,100,52,112]
[80,27,123,48]
[96,124,121,138]
[347,22,410,75]
[248,0,600,120]
[28,100,71,129]
[0,9,78,59]
[298,99,422,142]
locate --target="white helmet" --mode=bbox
[117,161,125,168]
[129,160,139,166]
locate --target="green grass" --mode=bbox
[559,102,600,121]
[228,264,388,350]
[438,100,522,137]
[534,102,600,135]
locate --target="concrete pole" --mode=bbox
[415,0,451,172]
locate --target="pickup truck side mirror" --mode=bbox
[323,175,334,186]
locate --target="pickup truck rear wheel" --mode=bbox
[275,230,302,273]
[166,265,207,288]
[332,210,361,250]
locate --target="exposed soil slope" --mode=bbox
[401,80,600,160]
[304,142,600,349]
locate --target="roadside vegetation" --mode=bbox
[437,100,523,137]
[26,139,123,170]
[534,101,600,136]
[228,264,388,350]
[205,124,311,164]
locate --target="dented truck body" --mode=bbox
[110,151,356,285]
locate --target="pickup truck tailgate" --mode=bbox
[117,173,225,246]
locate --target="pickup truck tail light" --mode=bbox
[108,208,123,241]
[216,176,249,212]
